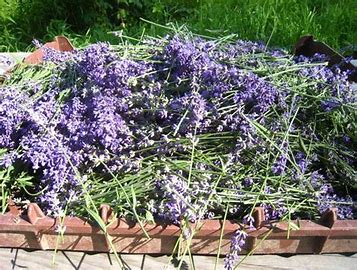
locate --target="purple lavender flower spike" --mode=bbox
[224,229,248,270]
[272,154,287,175]
[321,99,341,112]
[243,214,255,229]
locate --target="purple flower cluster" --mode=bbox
[0,42,158,214]
[0,33,355,223]
[224,229,248,270]
[0,86,29,148]
[261,201,288,221]
[272,142,288,176]
[232,72,277,113]
[317,184,353,219]
[0,35,355,270]
[296,53,355,108]
[151,168,214,224]
[295,151,308,174]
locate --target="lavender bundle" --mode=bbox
[0,30,356,267]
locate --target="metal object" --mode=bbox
[0,203,356,254]
[294,35,357,82]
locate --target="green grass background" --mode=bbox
[0,0,356,51]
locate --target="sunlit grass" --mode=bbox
[0,0,355,52]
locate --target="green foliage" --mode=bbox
[0,149,34,213]
[0,0,117,49]
[0,0,356,51]
[186,0,356,49]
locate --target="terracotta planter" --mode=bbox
[1,203,356,254]
[1,36,356,255]
[0,36,73,83]
[23,36,74,65]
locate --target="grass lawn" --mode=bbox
[0,0,356,51]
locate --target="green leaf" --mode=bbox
[58,88,71,103]
[131,186,137,206]
[145,210,155,224]
[299,134,308,154]
[86,207,107,232]
[0,148,7,156]
[288,221,300,231]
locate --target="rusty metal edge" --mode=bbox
[0,203,356,254]
[294,35,357,82]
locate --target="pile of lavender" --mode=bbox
[0,33,356,230]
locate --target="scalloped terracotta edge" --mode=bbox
[0,203,356,254]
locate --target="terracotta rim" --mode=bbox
[1,203,356,254]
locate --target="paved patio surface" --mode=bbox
[0,248,356,269]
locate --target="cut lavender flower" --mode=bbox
[224,229,248,270]
[0,29,355,259]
